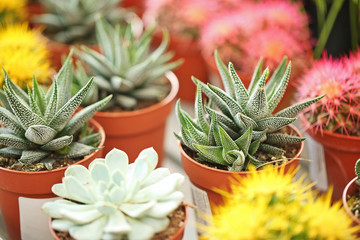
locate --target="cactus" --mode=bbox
[0,52,111,170]
[297,55,360,136]
[176,52,323,171]
[33,0,135,44]
[74,17,182,110]
[42,147,185,240]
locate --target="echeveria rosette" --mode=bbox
[42,147,185,240]
[0,51,112,169]
[176,52,323,171]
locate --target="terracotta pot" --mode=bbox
[93,71,179,165]
[180,124,303,212]
[0,119,105,240]
[204,55,295,113]
[152,33,209,102]
[49,204,188,240]
[301,115,360,201]
[343,177,360,225]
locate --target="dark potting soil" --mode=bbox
[53,204,186,240]
[347,187,360,219]
[183,125,302,171]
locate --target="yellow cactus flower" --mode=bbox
[0,0,26,24]
[0,24,53,89]
[201,166,359,240]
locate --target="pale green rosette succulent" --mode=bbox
[42,147,185,240]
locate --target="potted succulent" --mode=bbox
[0,23,53,89]
[32,0,138,69]
[176,52,322,213]
[200,0,312,110]
[297,53,360,200]
[74,17,181,163]
[343,159,360,231]
[42,147,187,240]
[0,52,111,240]
[0,0,26,24]
[143,0,218,101]
[201,165,358,239]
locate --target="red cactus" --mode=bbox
[297,55,360,136]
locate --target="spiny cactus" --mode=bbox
[0,52,111,170]
[297,55,360,136]
[74,17,182,110]
[42,147,185,240]
[33,0,135,44]
[176,52,323,171]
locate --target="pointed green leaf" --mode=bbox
[41,135,73,151]
[57,142,97,159]
[0,107,25,135]
[19,150,49,164]
[208,84,244,116]
[248,58,263,96]
[259,143,285,155]
[0,134,29,149]
[248,154,268,167]
[235,112,258,129]
[266,134,305,145]
[0,147,22,157]
[274,95,325,118]
[45,78,58,123]
[245,83,269,121]
[56,50,74,109]
[32,76,46,115]
[25,125,57,145]
[195,84,209,133]
[268,62,291,112]
[234,127,252,156]
[256,117,296,132]
[183,115,208,146]
[4,71,29,103]
[227,150,245,171]
[214,50,234,98]
[205,106,238,131]
[265,56,288,97]
[193,144,228,165]
[229,62,249,108]
[49,78,94,131]
[249,139,260,155]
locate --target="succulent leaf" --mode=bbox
[0,107,25,135]
[268,62,291,112]
[229,62,249,108]
[274,95,325,118]
[248,58,263,96]
[0,134,29,149]
[266,134,305,145]
[19,150,50,164]
[215,50,235,98]
[25,125,57,145]
[256,117,296,132]
[41,135,73,151]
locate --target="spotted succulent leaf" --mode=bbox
[248,58,263,96]
[25,125,57,145]
[41,135,73,151]
[228,62,248,108]
[195,85,209,133]
[265,134,305,145]
[274,95,325,118]
[19,150,50,164]
[256,117,296,132]
[0,134,29,149]
[0,107,25,135]
[265,56,287,97]
[215,50,234,98]
[268,62,291,112]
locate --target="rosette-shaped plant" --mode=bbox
[42,147,185,240]
[33,0,135,44]
[74,17,182,110]
[0,52,111,169]
[297,54,360,136]
[176,52,323,171]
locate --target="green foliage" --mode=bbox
[34,0,134,44]
[0,52,111,170]
[355,159,360,185]
[176,52,323,171]
[74,17,183,110]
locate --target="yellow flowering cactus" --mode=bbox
[0,0,26,24]
[200,166,359,240]
[0,24,53,89]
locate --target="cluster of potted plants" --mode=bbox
[0,0,360,239]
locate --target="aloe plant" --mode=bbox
[0,51,112,170]
[74,17,182,110]
[33,0,135,44]
[176,51,323,171]
[43,147,185,240]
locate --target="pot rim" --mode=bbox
[300,114,360,141]
[179,124,304,174]
[0,118,105,175]
[342,177,360,225]
[49,202,189,240]
[94,71,179,118]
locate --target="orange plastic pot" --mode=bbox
[49,204,188,240]
[92,72,179,165]
[302,115,360,201]
[204,56,295,113]
[180,124,303,211]
[0,119,105,240]
[152,33,209,102]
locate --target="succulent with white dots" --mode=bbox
[176,51,323,171]
[0,52,111,169]
[42,147,185,240]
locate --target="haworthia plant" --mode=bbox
[43,147,185,240]
[0,51,112,170]
[33,0,136,44]
[176,51,324,171]
[74,17,183,110]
